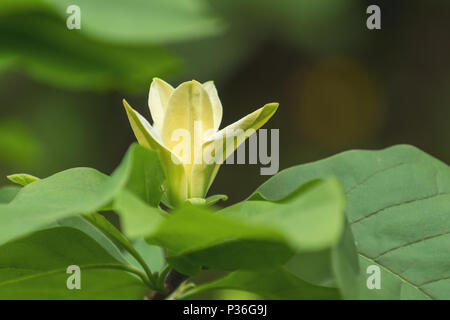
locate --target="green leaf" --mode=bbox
[124,238,166,275]
[253,145,450,299]
[83,213,144,260]
[83,212,159,287]
[223,178,346,251]
[0,185,20,203]
[44,0,224,44]
[7,173,39,186]
[180,267,340,300]
[205,194,228,206]
[0,143,164,245]
[283,219,360,300]
[148,204,290,275]
[113,190,166,239]
[53,216,128,264]
[330,219,360,299]
[284,250,336,288]
[140,178,344,275]
[123,99,187,207]
[125,144,165,207]
[0,11,178,91]
[0,227,150,299]
[0,167,113,245]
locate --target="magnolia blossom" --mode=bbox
[123,78,278,207]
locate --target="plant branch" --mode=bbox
[150,268,189,300]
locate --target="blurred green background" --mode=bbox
[1,0,449,205]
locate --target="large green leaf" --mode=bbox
[0,144,164,245]
[113,190,166,239]
[44,0,224,44]
[53,216,127,265]
[222,178,345,251]
[0,227,149,299]
[283,219,359,299]
[0,11,178,91]
[83,212,160,288]
[82,213,144,263]
[253,145,450,299]
[180,267,339,300]
[0,185,20,203]
[124,145,165,207]
[56,214,166,290]
[149,204,290,275]
[136,177,345,275]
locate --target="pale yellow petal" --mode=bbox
[161,80,214,165]
[190,102,279,198]
[203,81,222,132]
[189,162,221,199]
[205,102,279,161]
[123,99,187,206]
[148,78,174,131]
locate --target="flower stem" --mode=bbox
[150,268,189,300]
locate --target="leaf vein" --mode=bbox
[0,263,150,288]
[358,253,434,299]
[345,162,410,195]
[373,230,450,260]
[350,192,450,225]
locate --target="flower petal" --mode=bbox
[123,99,187,207]
[161,80,215,177]
[148,78,173,131]
[203,81,222,132]
[205,102,279,159]
[190,102,279,198]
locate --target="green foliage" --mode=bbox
[0,144,448,299]
[124,238,166,275]
[0,167,110,245]
[253,145,450,299]
[113,190,166,239]
[0,8,177,91]
[0,227,149,299]
[7,173,39,186]
[0,0,225,91]
[0,185,20,203]
[205,194,228,206]
[147,204,292,275]
[180,267,340,300]
[131,177,344,276]
[124,145,165,207]
[0,144,162,245]
[222,178,345,251]
[83,213,160,288]
[45,0,224,44]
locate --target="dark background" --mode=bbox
[0,0,449,205]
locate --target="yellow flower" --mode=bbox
[123,78,278,207]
